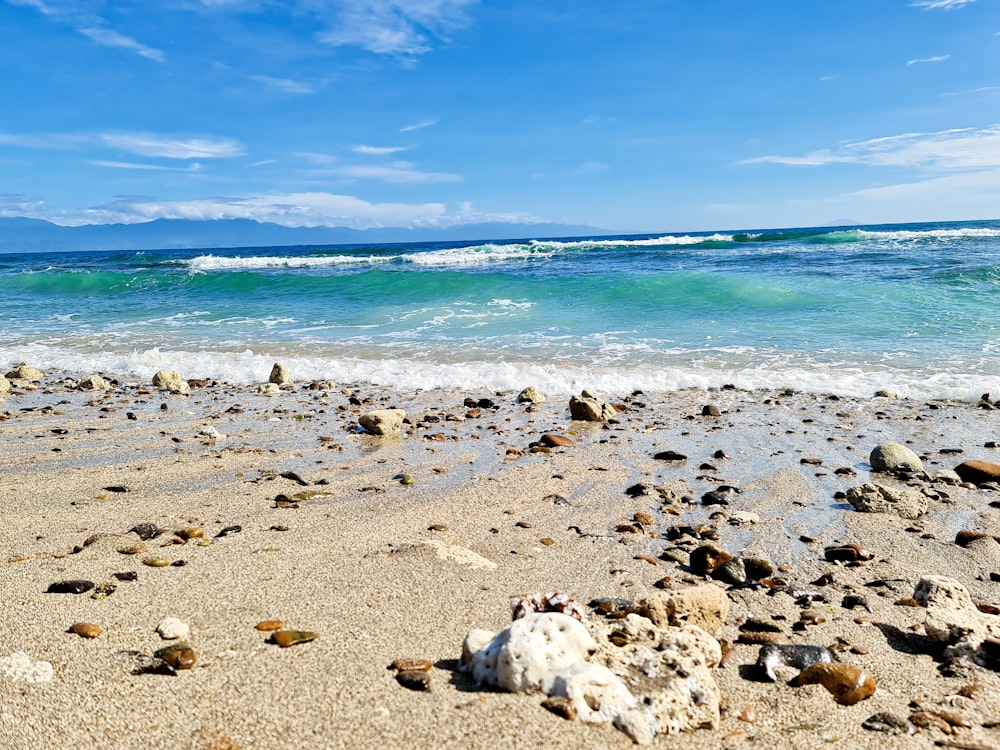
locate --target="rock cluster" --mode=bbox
[914,575,1000,670]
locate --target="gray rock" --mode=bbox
[77,374,110,391]
[870,442,923,473]
[7,364,43,380]
[152,369,189,393]
[269,362,291,385]
[517,386,546,404]
[359,408,406,435]
[569,390,617,422]
[845,482,928,519]
[256,382,280,395]
[914,575,1000,668]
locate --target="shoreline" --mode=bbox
[1,369,999,748]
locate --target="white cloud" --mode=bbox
[0,192,48,216]
[89,160,203,171]
[907,54,950,65]
[744,125,1000,170]
[314,0,476,56]
[352,145,410,155]
[911,0,976,8]
[331,161,461,183]
[78,26,165,62]
[100,133,245,159]
[399,119,437,132]
[249,75,316,94]
[66,192,451,228]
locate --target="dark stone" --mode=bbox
[46,579,95,594]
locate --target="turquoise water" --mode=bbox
[1,220,999,399]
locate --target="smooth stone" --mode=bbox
[874,389,898,399]
[793,663,876,705]
[955,460,1000,485]
[711,557,747,585]
[255,620,284,631]
[869,443,923,473]
[756,644,833,681]
[269,630,318,647]
[395,670,431,691]
[143,557,171,567]
[688,545,732,576]
[391,657,433,672]
[653,450,687,461]
[540,434,575,448]
[46,579,95,594]
[68,622,102,639]
[701,404,721,416]
[156,617,190,640]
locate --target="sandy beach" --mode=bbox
[1,371,999,749]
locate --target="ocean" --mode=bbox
[1,219,998,401]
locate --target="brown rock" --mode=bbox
[255,620,284,631]
[68,622,102,639]
[955,460,1000,485]
[540,434,575,448]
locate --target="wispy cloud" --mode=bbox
[574,161,609,175]
[744,125,1000,170]
[249,75,316,95]
[911,0,976,9]
[400,119,438,132]
[314,0,476,56]
[90,160,203,172]
[908,54,950,65]
[77,26,165,62]
[8,0,165,61]
[352,145,410,155]
[331,161,461,183]
[100,133,245,159]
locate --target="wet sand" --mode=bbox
[1,373,999,749]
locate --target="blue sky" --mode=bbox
[1,0,998,233]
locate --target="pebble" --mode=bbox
[541,696,576,720]
[712,557,747,585]
[113,571,138,581]
[156,617,190,640]
[154,642,197,670]
[540,434,574,447]
[255,620,284,631]
[757,644,834,681]
[90,582,116,599]
[117,542,147,555]
[269,630,318,647]
[689,544,733,576]
[129,523,160,541]
[395,670,431,690]
[46,579,95,594]
[143,557,171,567]
[653,450,687,461]
[68,622,102,639]
[824,543,875,563]
[391,658,433,672]
[792,663,876,705]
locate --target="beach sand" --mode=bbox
[1,374,999,749]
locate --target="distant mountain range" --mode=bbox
[0,217,612,253]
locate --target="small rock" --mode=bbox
[792,663,876,705]
[701,404,721,417]
[46,579,95,594]
[653,450,687,461]
[154,642,197,670]
[395,669,431,691]
[0,652,54,683]
[845,483,928,519]
[255,620,284,631]
[269,630,318,647]
[359,409,406,436]
[77,374,110,391]
[869,443,923,473]
[568,390,617,422]
[269,362,291,385]
[156,617,190,640]
[540,434,574,448]
[517,386,546,404]
[391,658,433,672]
[955,460,1000,486]
[68,622,102,639]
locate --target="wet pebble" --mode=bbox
[712,557,747,585]
[689,544,732,576]
[824,543,875,563]
[46,579,95,594]
[68,622,102,639]
[792,663,876,705]
[142,556,171,567]
[113,571,138,581]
